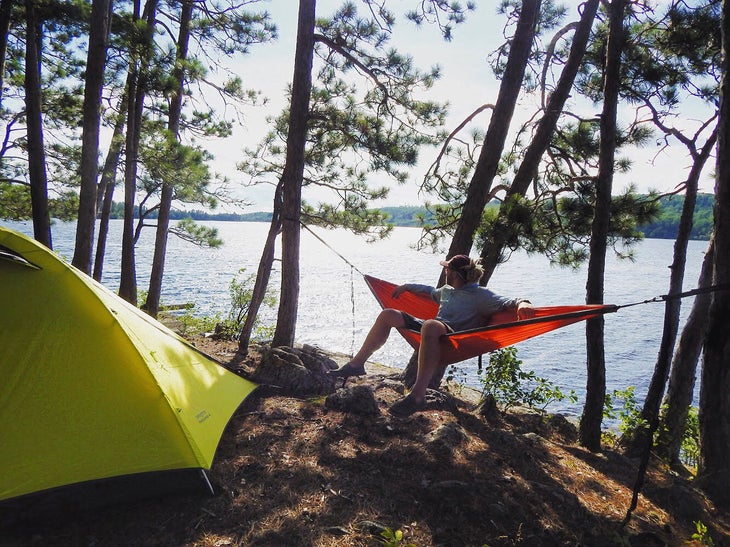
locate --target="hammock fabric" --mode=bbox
[364,275,619,366]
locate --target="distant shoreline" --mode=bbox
[105,194,715,240]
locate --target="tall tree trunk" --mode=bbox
[119,0,156,304]
[623,128,717,455]
[93,101,127,282]
[0,0,13,107]
[145,0,193,318]
[73,0,112,274]
[479,0,599,282]
[697,0,730,508]
[579,0,625,452]
[24,0,51,248]
[445,0,541,261]
[271,0,316,348]
[655,238,714,465]
[238,183,283,352]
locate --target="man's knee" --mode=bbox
[421,319,447,338]
[378,308,405,327]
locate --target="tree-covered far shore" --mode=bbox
[116,193,714,241]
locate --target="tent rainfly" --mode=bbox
[0,227,257,504]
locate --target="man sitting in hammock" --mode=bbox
[328,254,535,416]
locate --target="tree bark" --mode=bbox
[479,0,599,282]
[403,0,541,384]
[445,0,541,260]
[119,0,156,304]
[623,127,717,455]
[271,0,316,348]
[24,0,51,248]
[238,183,283,352]
[93,99,127,282]
[655,238,714,465]
[579,0,625,452]
[697,0,730,507]
[145,0,192,318]
[73,0,112,274]
[0,0,13,107]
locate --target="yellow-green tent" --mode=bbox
[0,227,257,503]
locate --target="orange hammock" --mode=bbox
[364,275,619,366]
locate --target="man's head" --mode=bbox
[439,255,484,284]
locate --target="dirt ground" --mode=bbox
[2,338,729,547]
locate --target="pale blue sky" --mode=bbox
[210,0,716,212]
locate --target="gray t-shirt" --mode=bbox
[402,282,523,332]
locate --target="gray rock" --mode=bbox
[250,345,336,395]
[325,385,381,416]
[426,422,467,447]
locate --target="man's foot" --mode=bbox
[388,394,427,417]
[326,362,366,379]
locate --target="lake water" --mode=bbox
[2,219,708,416]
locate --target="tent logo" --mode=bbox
[196,410,211,423]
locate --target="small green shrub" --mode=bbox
[603,386,648,438]
[380,527,416,547]
[680,406,700,468]
[691,520,714,546]
[167,268,276,340]
[604,391,700,469]
[477,347,577,412]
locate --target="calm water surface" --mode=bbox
[3,219,708,416]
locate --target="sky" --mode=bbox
[204,0,717,213]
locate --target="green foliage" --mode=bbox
[477,347,577,412]
[171,218,223,248]
[691,520,714,546]
[217,268,276,340]
[603,387,648,438]
[0,0,275,230]
[380,527,416,547]
[656,405,700,469]
[680,406,700,469]
[238,2,449,241]
[605,391,700,469]
[471,187,661,270]
[405,1,475,41]
[0,183,33,220]
[171,268,276,341]
[174,308,222,338]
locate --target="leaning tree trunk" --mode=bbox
[271,0,316,348]
[655,238,714,465]
[579,0,625,452]
[403,0,541,385]
[479,0,599,283]
[93,103,127,282]
[445,0,541,262]
[145,0,192,318]
[238,183,283,352]
[622,127,717,456]
[24,0,51,248]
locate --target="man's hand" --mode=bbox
[392,285,406,298]
[516,301,535,320]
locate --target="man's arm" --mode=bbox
[392,283,437,300]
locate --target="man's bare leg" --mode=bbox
[409,319,447,402]
[329,309,405,375]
